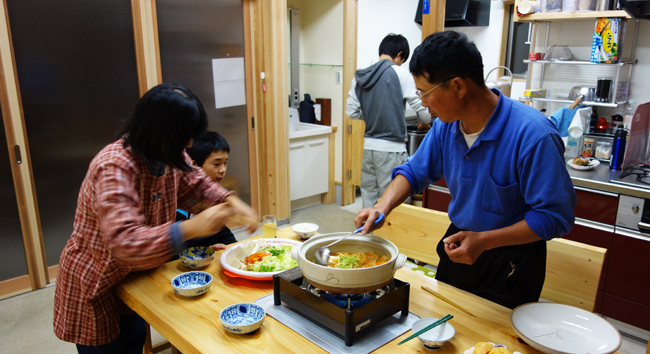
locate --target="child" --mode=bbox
[176,131,236,250]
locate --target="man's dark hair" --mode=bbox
[187,131,230,166]
[409,31,485,86]
[121,83,208,173]
[378,33,410,62]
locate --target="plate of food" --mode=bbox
[220,238,301,280]
[464,342,521,354]
[567,156,600,170]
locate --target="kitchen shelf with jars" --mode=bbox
[514,0,639,107]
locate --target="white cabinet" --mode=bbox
[289,134,329,201]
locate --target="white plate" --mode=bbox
[220,238,302,280]
[567,158,600,170]
[510,302,621,354]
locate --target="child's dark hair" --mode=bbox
[121,83,207,173]
[378,33,410,62]
[187,131,230,166]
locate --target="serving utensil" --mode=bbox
[313,214,385,266]
[422,286,476,318]
[397,314,453,345]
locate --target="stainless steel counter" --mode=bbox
[568,162,650,199]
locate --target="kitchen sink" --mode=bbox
[289,122,332,139]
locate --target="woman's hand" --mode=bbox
[180,203,235,240]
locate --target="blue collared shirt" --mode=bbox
[393,90,576,240]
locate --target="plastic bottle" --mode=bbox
[609,126,627,170]
[565,135,581,159]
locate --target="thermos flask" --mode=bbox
[610,126,627,170]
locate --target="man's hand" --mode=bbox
[354,207,385,235]
[443,230,487,265]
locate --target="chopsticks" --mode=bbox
[421,286,477,318]
[397,314,453,345]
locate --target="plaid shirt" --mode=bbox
[53,140,233,346]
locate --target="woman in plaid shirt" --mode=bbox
[53,83,257,353]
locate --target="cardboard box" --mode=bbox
[523,88,547,98]
[591,17,620,63]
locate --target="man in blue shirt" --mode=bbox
[355,31,576,309]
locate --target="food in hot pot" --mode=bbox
[326,251,389,269]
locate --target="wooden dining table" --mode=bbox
[115,227,607,354]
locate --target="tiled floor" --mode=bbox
[1,196,648,353]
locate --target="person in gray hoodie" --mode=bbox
[346,33,431,208]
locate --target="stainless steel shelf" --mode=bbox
[518,97,625,108]
[523,60,637,66]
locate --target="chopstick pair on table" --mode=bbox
[421,285,477,318]
[397,314,453,345]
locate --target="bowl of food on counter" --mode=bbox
[291,232,407,294]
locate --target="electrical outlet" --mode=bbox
[336,71,341,84]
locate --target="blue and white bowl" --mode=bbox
[219,303,266,334]
[412,318,455,350]
[171,271,212,297]
[179,246,215,268]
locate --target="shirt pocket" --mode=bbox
[481,176,521,214]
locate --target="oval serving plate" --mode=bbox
[567,158,600,171]
[510,302,621,354]
[220,238,302,281]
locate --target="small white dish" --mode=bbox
[291,222,319,240]
[411,318,455,350]
[219,302,266,334]
[510,302,621,354]
[567,158,600,170]
[171,271,212,297]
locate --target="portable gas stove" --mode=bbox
[272,267,410,347]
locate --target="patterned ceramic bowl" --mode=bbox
[179,246,215,268]
[219,302,266,334]
[171,271,212,297]
[291,222,319,240]
[412,318,455,350]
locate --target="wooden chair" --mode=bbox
[372,203,450,266]
[373,204,607,313]
[541,237,606,312]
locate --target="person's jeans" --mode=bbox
[76,313,146,354]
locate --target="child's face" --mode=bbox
[200,150,228,184]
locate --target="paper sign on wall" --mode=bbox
[212,57,246,109]
[423,0,430,14]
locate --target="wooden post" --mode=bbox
[248,0,290,220]
[421,0,446,40]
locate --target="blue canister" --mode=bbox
[609,126,627,170]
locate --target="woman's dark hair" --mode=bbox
[378,33,410,62]
[187,131,230,166]
[121,83,208,172]
[409,31,485,86]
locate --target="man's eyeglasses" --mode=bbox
[415,77,454,100]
